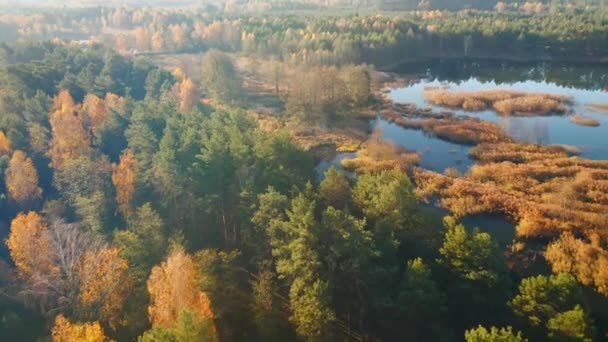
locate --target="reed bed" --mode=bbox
[587,103,608,113]
[341,129,420,173]
[424,89,571,116]
[415,142,608,241]
[570,114,600,127]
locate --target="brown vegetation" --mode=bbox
[384,112,511,145]
[424,89,571,116]
[587,103,608,113]
[341,128,419,173]
[570,114,600,127]
[415,142,608,241]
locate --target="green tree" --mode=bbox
[546,306,594,342]
[201,50,241,103]
[437,217,511,333]
[139,310,218,342]
[510,273,591,340]
[319,167,351,210]
[352,169,418,229]
[114,203,166,284]
[465,325,527,342]
[267,192,335,340]
[397,258,448,341]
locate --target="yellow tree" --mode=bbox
[52,315,113,342]
[6,150,42,203]
[176,78,199,112]
[78,247,132,327]
[104,93,125,112]
[48,90,92,169]
[6,212,55,279]
[0,131,10,155]
[112,150,139,217]
[82,94,108,137]
[147,249,215,328]
[134,27,151,51]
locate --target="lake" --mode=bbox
[318,60,608,244]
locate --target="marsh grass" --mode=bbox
[341,128,419,173]
[384,114,511,144]
[424,89,571,116]
[570,114,600,127]
[588,103,608,113]
[415,142,608,241]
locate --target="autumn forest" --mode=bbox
[0,1,607,342]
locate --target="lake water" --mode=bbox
[388,77,608,161]
[317,61,608,244]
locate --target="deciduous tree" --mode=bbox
[48,90,92,169]
[147,249,216,329]
[6,212,55,279]
[52,315,112,342]
[112,150,140,217]
[6,150,42,203]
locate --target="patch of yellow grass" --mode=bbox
[424,89,571,116]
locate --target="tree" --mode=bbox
[77,247,132,327]
[437,216,511,331]
[48,90,92,169]
[0,131,10,155]
[465,325,527,342]
[545,232,608,296]
[82,94,108,137]
[112,150,140,217]
[147,249,216,331]
[546,306,594,342]
[114,203,166,284]
[267,192,335,340]
[352,169,417,228]
[319,167,351,209]
[6,212,55,279]
[175,78,199,113]
[510,273,587,334]
[6,150,42,203]
[51,315,112,342]
[201,50,241,103]
[397,258,448,341]
[139,310,218,342]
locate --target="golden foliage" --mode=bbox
[48,90,92,168]
[424,89,570,116]
[0,131,10,155]
[545,233,608,296]
[112,150,139,217]
[147,249,215,328]
[176,78,199,112]
[6,212,55,279]
[104,93,125,112]
[78,247,132,327]
[6,150,42,203]
[82,94,108,136]
[415,142,608,240]
[341,128,419,173]
[52,315,113,342]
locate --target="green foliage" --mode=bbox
[509,273,592,341]
[319,167,351,209]
[397,258,448,341]
[201,50,241,103]
[139,310,218,342]
[114,203,166,284]
[352,169,417,228]
[546,306,594,342]
[438,216,508,286]
[465,325,527,342]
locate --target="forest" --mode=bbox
[0,2,608,342]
